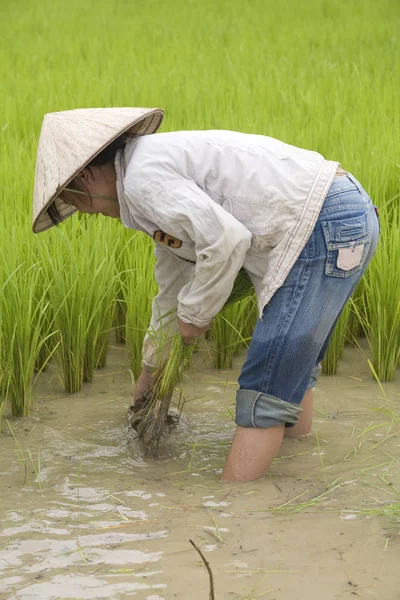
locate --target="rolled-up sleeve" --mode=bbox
[127,178,252,328]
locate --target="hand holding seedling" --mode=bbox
[178,318,210,345]
[133,370,153,404]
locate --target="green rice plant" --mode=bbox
[33,271,57,373]
[95,326,112,370]
[359,203,400,380]
[6,420,43,491]
[208,269,256,369]
[225,269,255,307]
[83,251,118,380]
[114,286,127,344]
[321,304,350,375]
[86,218,120,375]
[0,251,55,416]
[0,0,399,412]
[123,232,157,380]
[345,280,366,346]
[39,243,88,393]
[351,502,400,520]
[0,400,5,433]
[83,266,117,382]
[39,221,118,393]
[113,227,134,345]
[236,295,259,350]
[210,295,256,370]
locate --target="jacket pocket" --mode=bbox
[321,213,370,278]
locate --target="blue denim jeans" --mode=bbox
[236,172,380,429]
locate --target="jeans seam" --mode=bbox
[319,202,370,216]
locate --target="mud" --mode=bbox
[0,342,399,599]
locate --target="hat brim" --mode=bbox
[33,108,164,233]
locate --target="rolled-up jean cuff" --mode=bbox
[235,389,303,429]
[306,363,322,390]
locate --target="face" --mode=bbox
[62,163,120,218]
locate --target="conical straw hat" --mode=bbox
[33,107,164,233]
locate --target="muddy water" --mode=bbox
[0,342,399,600]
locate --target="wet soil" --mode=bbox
[0,342,399,600]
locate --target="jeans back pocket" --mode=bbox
[321,212,370,278]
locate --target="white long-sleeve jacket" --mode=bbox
[114,130,339,367]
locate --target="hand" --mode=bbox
[178,318,210,345]
[133,370,154,404]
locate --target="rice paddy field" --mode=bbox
[0,0,399,598]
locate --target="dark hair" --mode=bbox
[89,134,127,166]
[48,134,127,226]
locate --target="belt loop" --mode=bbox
[346,173,362,193]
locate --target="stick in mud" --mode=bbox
[189,539,215,600]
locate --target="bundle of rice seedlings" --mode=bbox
[129,269,254,456]
[129,334,193,457]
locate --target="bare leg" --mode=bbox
[284,389,313,437]
[221,423,285,483]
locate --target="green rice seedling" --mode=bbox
[39,221,118,392]
[345,280,366,346]
[268,480,344,514]
[7,420,31,486]
[114,286,127,344]
[0,400,6,433]
[209,270,256,369]
[34,313,55,373]
[235,295,258,353]
[33,269,57,373]
[211,307,243,370]
[123,232,157,380]
[113,227,134,345]
[366,360,398,423]
[1,0,400,416]
[95,325,114,370]
[83,244,118,381]
[352,502,400,520]
[360,203,400,380]
[38,231,86,393]
[83,275,117,382]
[83,218,120,377]
[225,269,255,307]
[0,245,55,416]
[210,299,253,369]
[321,304,350,375]
[6,420,43,491]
